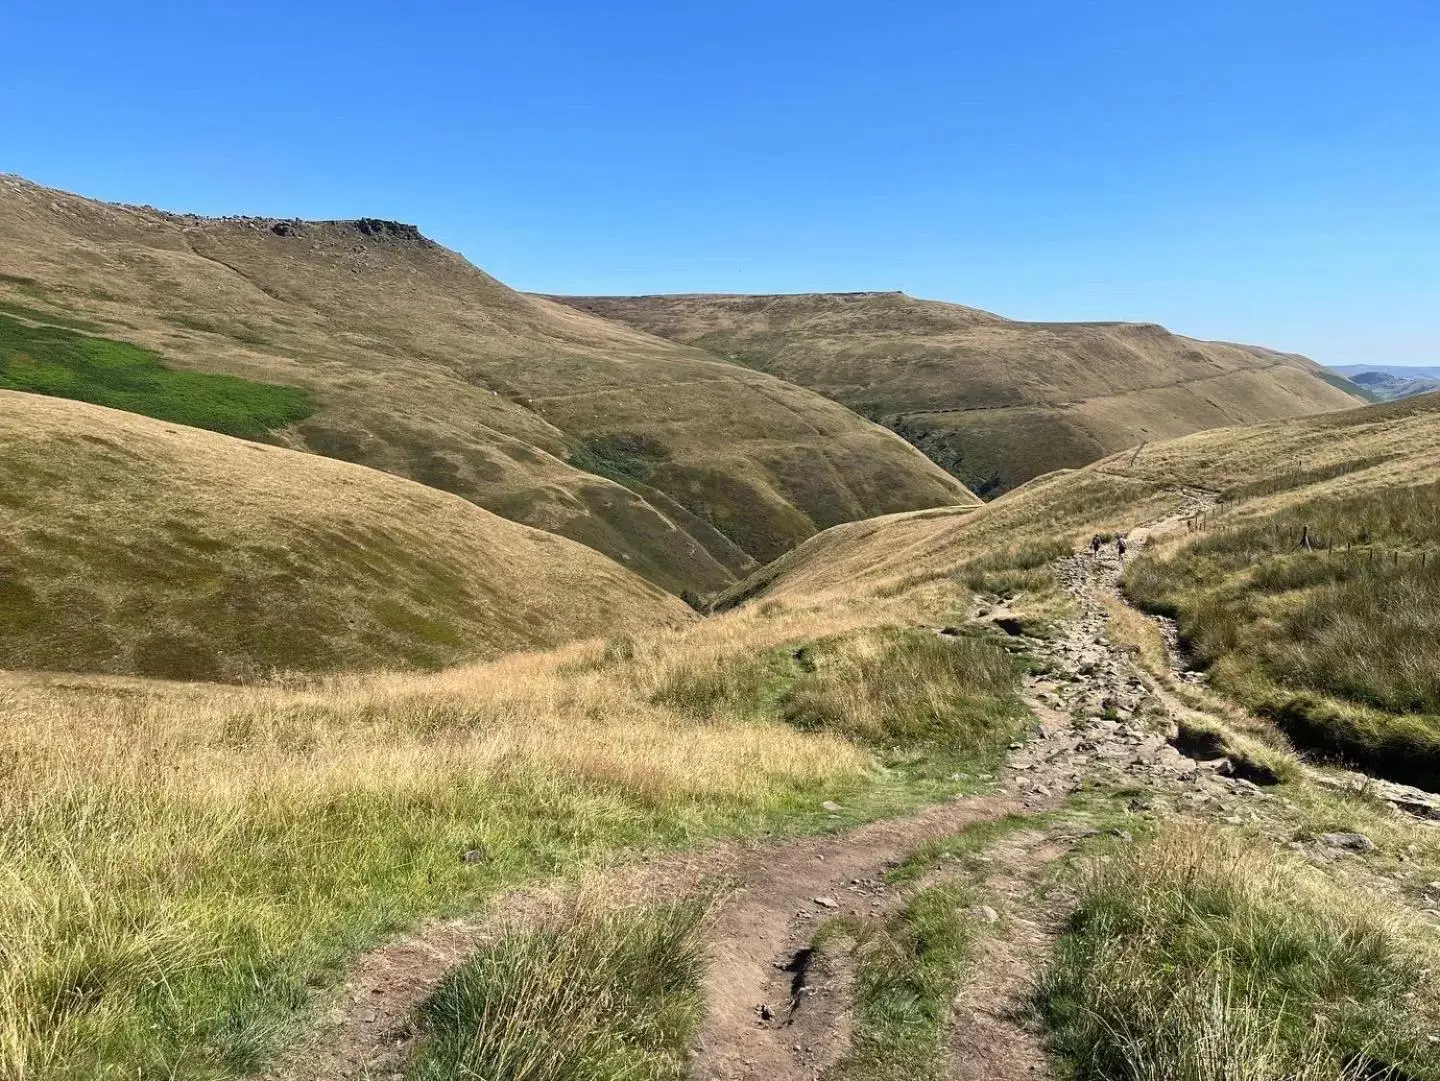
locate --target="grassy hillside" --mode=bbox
[0,392,691,681]
[0,311,313,439]
[553,291,1365,496]
[736,393,1440,604]
[0,547,1027,1077]
[0,177,973,594]
[0,389,1436,1078]
[1125,484,1440,786]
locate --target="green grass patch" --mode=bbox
[570,433,672,487]
[778,629,1029,777]
[654,627,1030,785]
[0,312,313,439]
[1037,826,1440,1081]
[408,897,707,1081]
[822,879,982,1081]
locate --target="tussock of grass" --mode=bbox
[409,895,707,1081]
[958,538,1072,596]
[1124,484,1440,783]
[1038,828,1440,1081]
[1170,716,1300,786]
[649,622,1029,783]
[0,312,312,439]
[778,629,1027,766]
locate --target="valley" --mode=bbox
[0,176,1437,1081]
[552,291,1365,495]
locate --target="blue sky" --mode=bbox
[4,0,1436,365]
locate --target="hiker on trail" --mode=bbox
[1116,534,1128,567]
[1090,534,1103,558]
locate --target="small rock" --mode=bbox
[972,905,1000,923]
[1319,832,1375,853]
[821,800,843,812]
[813,896,839,909]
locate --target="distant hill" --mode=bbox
[552,291,1366,496]
[0,176,973,595]
[1346,371,1440,401]
[1333,363,1440,379]
[1329,365,1440,401]
[0,392,692,681]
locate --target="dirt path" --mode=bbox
[275,490,1366,1081]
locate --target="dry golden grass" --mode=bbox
[0,507,1034,1081]
[551,291,1361,495]
[0,589,905,1077]
[0,392,690,680]
[0,176,971,593]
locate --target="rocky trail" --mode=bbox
[274,492,1437,1081]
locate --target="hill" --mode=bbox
[1335,368,1440,401]
[0,391,691,681]
[552,291,1366,496]
[1333,363,1440,379]
[3,395,1438,1079]
[0,176,973,594]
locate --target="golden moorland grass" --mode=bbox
[0,176,972,593]
[1125,483,1440,785]
[0,392,690,680]
[742,393,1440,605]
[550,291,1363,495]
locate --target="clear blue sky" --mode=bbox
[4,1,1436,365]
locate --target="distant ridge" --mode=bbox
[552,291,1365,496]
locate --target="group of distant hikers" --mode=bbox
[1090,533,1128,567]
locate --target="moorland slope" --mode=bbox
[728,391,1440,786]
[554,291,1365,495]
[0,176,973,594]
[0,392,691,681]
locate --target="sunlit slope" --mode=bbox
[0,176,973,593]
[554,291,1364,496]
[0,392,692,681]
[733,392,1440,603]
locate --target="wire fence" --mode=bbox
[1181,497,1437,575]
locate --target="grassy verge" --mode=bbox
[0,312,313,439]
[0,648,866,1078]
[408,896,707,1081]
[651,624,1032,790]
[1037,827,1440,1081]
[1124,485,1440,785]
